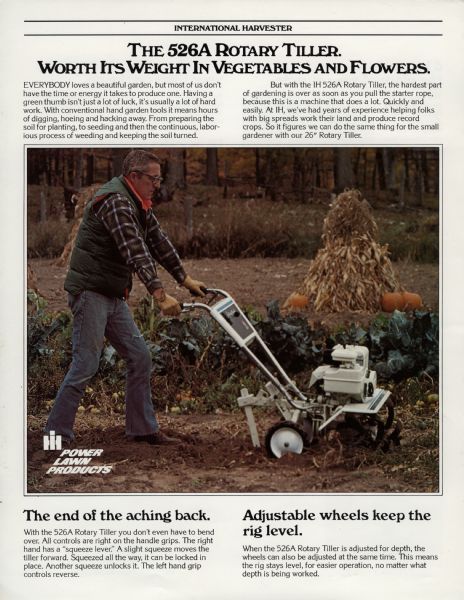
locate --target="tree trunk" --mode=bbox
[205,148,219,185]
[292,149,304,200]
[376,149,386,191]
[86,153,95,186]
[164,148,186,193]
[383,148,397,191]
[183,196,194,240]
[404,149,411,193]
[39,172,47,222]
[223,159,229,199]
[397,159,406,209]
[333,148,354,193]
[66,152,75,187]
[421,149,431,194]
[353,148,362,183]
[255,149,263,186]
[413,150,424,207]
[74,148,84,190]
[263,149,278,200]
[111,148,128,178]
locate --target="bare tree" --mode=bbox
[333,148,354,193]
[74,148,84,190]
[205,148,219,185]
[111,148,128,178]
[164,148,186,192]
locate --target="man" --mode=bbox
[45,149,206,445]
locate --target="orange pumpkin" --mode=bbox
[381,292,405,312]
[381,291,423,312]
[402,292,422,310]
[284,292,309,310]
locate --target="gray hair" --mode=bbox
[122,150,161,176]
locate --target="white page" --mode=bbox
[1,1,462,598]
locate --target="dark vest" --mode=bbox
[64,177,147,298]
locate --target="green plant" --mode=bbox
[27,292,439,416]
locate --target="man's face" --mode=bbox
[130,161,162,201]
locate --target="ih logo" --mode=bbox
[43,431,62,451]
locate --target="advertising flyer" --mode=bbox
[1,1,463,598]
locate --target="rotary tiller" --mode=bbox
[182,289,398,458]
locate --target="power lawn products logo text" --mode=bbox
[43,432,113,475]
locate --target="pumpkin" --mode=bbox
[381,291,423,312]
[381,292,405,312]
[284,292,309,310]
[402,292,422,310]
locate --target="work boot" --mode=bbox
[60,437,74,448]
[133,431,181,445]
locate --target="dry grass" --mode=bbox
[55,185,99,266]
[27,220,72,259]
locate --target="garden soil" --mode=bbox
[30,257,438,315]
[27,411,436,494]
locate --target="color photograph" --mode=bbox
[26,146,439,494]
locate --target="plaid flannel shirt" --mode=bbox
[94,193,186,294]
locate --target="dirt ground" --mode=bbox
[30,257,439,315]
[27,257,439,495]
[27,409,437,495]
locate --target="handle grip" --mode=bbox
[189,285,209,297]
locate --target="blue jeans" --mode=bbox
[45,290,159,441]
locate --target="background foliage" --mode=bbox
[27,291,439,416]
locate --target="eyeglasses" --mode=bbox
[134,170,163,184]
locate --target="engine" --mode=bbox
[309,344,377,401]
